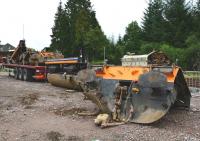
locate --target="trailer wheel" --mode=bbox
[23,69,27,81]
[8,69,11,77]
[18,68,23,80]
[23,69,33,81]
[14,68,19,79]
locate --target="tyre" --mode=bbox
[14,68,19,79]
[18,68,23,80]
[23,69,33,81]
[8,69,11,77]
[23,69,28,81]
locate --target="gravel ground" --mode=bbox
[0,72,200,141]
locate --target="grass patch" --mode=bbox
[184,71,200,78]
[0,67,9,72]
[90,60,104,65]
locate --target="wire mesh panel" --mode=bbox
[184,71,200,93]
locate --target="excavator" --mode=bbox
[48,51,191,125]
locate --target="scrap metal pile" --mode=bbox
[147,51,171,65]
[8,40,63,65]
[47,52,191,128]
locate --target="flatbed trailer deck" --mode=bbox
[3,57,87,81]
[3,63,46,81]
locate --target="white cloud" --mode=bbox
[91,0,148,39]
[0,0,147,50]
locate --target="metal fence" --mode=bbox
[184,71,200,93]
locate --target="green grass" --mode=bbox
[0,67,9,72]
[90,60,104,65]
[184,71,200,78]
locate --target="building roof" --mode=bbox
[0,43,15,52]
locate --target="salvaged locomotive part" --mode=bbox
[93,66,191,124]
[48,64,191,125]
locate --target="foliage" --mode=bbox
[163,0,192,48]
[106,40,119,65]
[123,21,142,54]
[192,0,200,37]
[160,44,185,67]
[50,0,200,70]
[184,35,200,70]
[139,42,161,54]
[50,0,107,61]
[142,0,165,42]
[50,1,70,53]
[119,0,199,70]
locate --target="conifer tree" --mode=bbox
[50,1,70,53]
[142,0,165,43]
[192,0,200,37]
[65,0,107,61]
[50,0,107,61]
[123,21,142,54]
[163,0,192,48]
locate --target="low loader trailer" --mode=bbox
[3,57,85,81]
[2,40,63,81]
[2,40,87,81]
[3,63,46,81]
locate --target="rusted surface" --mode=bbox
[148,51,171,65]
[96,66,179,83]
[47,66,191,125]
[78,66,190,124]
[94,71,177,124]
[7,40,63,66]
[47,73,82,90]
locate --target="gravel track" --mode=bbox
[0,72,200,141]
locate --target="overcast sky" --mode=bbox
[0,0,148,50]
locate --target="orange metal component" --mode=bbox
[96,66,180,83]
[40,52,54,57]
[45,60,78,65]
[33,74,46,80]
